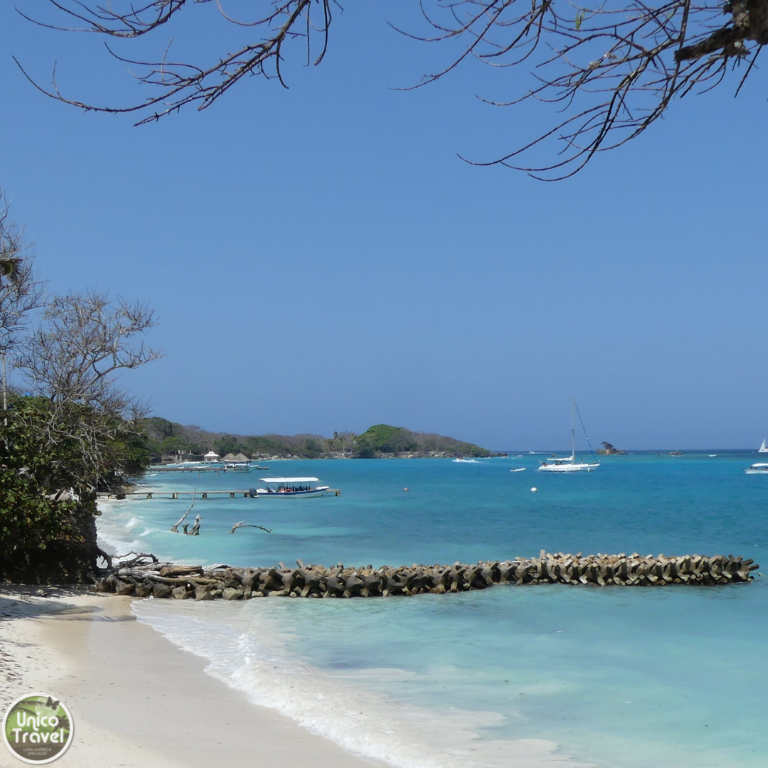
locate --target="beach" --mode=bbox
[0,587,382,768]
[4,454,768,768]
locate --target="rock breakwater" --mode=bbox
[94,551,759,600]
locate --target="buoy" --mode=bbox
[530,487,538,493]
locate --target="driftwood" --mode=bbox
[231,521,273,534]
[92,552,760,601]
[170,490,196,532]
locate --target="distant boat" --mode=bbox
[453,458,478,463]
[537,400,599,473]
[708,455,717,458]
[510,468,526,473]
[745,463,768,475]
[759,440,768,453]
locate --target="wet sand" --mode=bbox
[0,587,381,768]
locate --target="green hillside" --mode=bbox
[142,418,492,460]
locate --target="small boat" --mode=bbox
[759,440,768,453]
[538,400,599,473]
[251,477,337,497]
[510,467,526,472]
[745,463,768,475]
[453,458,478,463]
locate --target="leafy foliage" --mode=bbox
[354,424,489,458]
[354,425,418,458]
[0,395,149,582]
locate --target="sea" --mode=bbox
[98,453,768,768]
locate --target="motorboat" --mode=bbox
[251,477,337,497]
[453,458,479,463]
[224,462,252,471]
[510,467,526,472]
[745,463,768,475]
[538,400,600,473]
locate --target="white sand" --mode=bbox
[0,587,382,768]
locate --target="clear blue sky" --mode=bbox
[0,2,765,450]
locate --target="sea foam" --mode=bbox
[132,599,590,768]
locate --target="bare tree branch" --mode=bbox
[15,0,767,175]
[17,291,161,412]
[408,0,765,178]
[0,191,45,355]
[231,521,273,533]
[14,292,162,494]
[17,0,336,125]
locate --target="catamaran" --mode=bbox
[758,439,768,453]
[538,400,600,473]
[251,477,337,498]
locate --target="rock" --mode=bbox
[115,579,134,596]
[171,586,190,599]
[222,587,243,600]
[152,582,172,599]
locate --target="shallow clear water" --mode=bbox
[104,454,768,768]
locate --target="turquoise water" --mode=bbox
[102,454,768,768]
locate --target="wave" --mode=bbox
[96,498,146,555]
[132,600,592,768]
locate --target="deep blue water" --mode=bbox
[102,454,768,768]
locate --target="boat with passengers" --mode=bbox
[250,477,338,498]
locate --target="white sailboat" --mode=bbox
[538,400,600,473]
[759,439,768,453]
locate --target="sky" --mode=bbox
[0,1,766,451]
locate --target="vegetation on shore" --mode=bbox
[143,419,492,460]
[0,192,157,583]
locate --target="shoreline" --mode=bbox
[0,586,383,768]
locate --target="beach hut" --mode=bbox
[222,452,251,464]
[204,451,220,462]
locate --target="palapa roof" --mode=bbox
[223,452,251,463]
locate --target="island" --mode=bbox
[143,418,496,462]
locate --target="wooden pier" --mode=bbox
[104,490,256,500]
[148,466,263,474]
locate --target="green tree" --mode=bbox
[0,395,149,582]
[213,435,245,457]
[3,291,160,582]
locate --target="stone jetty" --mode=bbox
[94,551,759,600]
